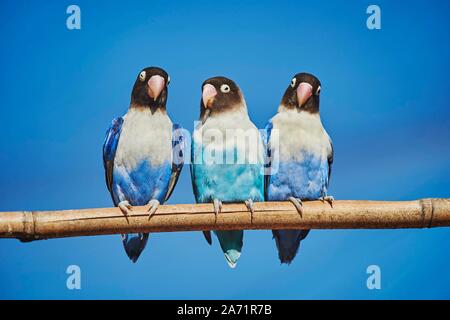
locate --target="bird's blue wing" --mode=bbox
[164,123,186,202]
[190,136,212,245]
[327,140,334,189]
[102,117,124,195]
[262,120,273,200]
[190,135,201,202]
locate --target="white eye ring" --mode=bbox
[316,85,321,95]
[220,84,231,93]
[291,78,296,88]
[139,71,146,81]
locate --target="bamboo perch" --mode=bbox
[0,199,449,241]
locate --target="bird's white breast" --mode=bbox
[115,108,172,170]
[270,110,332,162]
[193,108,264,165]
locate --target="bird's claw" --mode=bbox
[288,197,304,217]
[146,199,160,220]
[320,196,334,208]
[245,199,255,222]
[118,201,133,216]
[213,199,222,223]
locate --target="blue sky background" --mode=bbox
[0,0,449,299]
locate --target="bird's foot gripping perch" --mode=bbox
[245,199,255,222]
[288,197,304,217]
[213,198,223,222]
[146,199,160,220]
[202,198,223,246]
[118,200,133,216]
[320,195,334,208]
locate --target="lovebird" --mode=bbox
[103,67,185,262]
[191,76,265,268]
[264,73,333,264]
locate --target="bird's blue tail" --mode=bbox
[122,233,149,263]
[272,229,310,264]
[215,230,243,268]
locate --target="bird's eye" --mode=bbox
[316,85,321,95]
[139,71,146,81]
[291,78,296,88]
[220,84,231,93]
[167,76,171,85]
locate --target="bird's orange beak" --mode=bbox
[148,75,165,101]
[296,82,313,107]
[202,84,217,108]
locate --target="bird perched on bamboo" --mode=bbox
[264,72,333,264]
[191,76,265,268]
[103,67,185,262]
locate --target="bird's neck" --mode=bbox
[212,101,248,117]
[278,102,320,115]
[129,103,167,114]
[276,107,323,124]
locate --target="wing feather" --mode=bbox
[262,120,274,200]
[327,139,334,188]
[164,123,186,202]
[102,117,124,195]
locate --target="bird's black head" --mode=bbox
[200,76,245,123]
[130,66,170,111]
[280,72,321,113]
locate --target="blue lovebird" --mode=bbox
[264,73,333,264]
[103,67,185,262]
[191,77,265,268]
